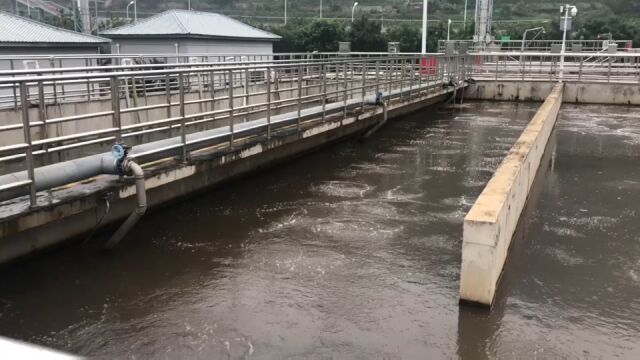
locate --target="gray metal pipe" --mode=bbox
[0,153,119,201]
[103,160,146,249]
[363,97,388,138]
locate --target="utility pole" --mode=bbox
[421,0,428,53]
[80,0,91,34]
[95,0,99,34]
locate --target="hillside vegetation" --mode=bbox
[2,0,639,51]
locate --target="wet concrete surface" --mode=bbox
[0,101,638,359]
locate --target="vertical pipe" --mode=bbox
[20,82,37,207]
[361,61,366,109]
[321,63,327,123]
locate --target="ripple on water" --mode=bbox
[312,181,374,198]
[546,247,585,266]
[557,216,620,231]
[312,218,403,241]
[543,224,585,239]
[340,163,404,177]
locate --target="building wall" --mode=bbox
[182,39,273,55]
[0,46,102,71]
[111,39,180,57]
[111,37,274,60]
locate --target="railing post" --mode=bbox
[228,69,234,146]
[10,59,17,110]
[266,67,272,140]
[361,61,366,109]
[110,76,122,143]
[244,68,250,107]
[297,64,302,133]
[20,82,37,207]
[387,59,392,94]
[37,80,48,161]
[409,58,415,100]
[209,71,216,117]
[85,58,91,101]
[399,58,404,102]
[165,73,172,119]
[321,63,327,123]
[375,61,380,99]
[579,57,584,82]
[418,57,423,97]
[179,72,187,162]
[343,62,348,124]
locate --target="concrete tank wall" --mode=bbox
[465,80,640,105]
[459,84,564,306]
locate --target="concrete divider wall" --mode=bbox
[459,83,564,306]
[465,81,640,105]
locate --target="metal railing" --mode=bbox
[0,51,422,73]
[469,52,640,83]
[440,39,633,53]
[0,54,469,206]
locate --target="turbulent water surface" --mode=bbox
[0,101,638,359]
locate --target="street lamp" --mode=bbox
[447,19,452,41]
[421,0,428,54]
[463,0,468,31]
[320,0,322,19]
[351,2,358,23]
[284,0,287,25]
[521,26,545,52]
[559,4,577,82]
[126,0,136,22]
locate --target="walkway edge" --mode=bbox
[459,83,564,306]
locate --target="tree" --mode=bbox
[386,23,421,52]
[348,17,386,52]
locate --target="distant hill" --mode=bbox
[6,0,638,23]
[1,0,638,46]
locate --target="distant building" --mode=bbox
[0,11,110,69]
[101,10,281,59]
[15,0,70,25]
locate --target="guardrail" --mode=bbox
[439,40,633,53]
[469,52,640,83]
[0,54,469,206]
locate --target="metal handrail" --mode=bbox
[0,54,468,206]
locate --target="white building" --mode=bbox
[0,11,110,70]
[101,10,280,59]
